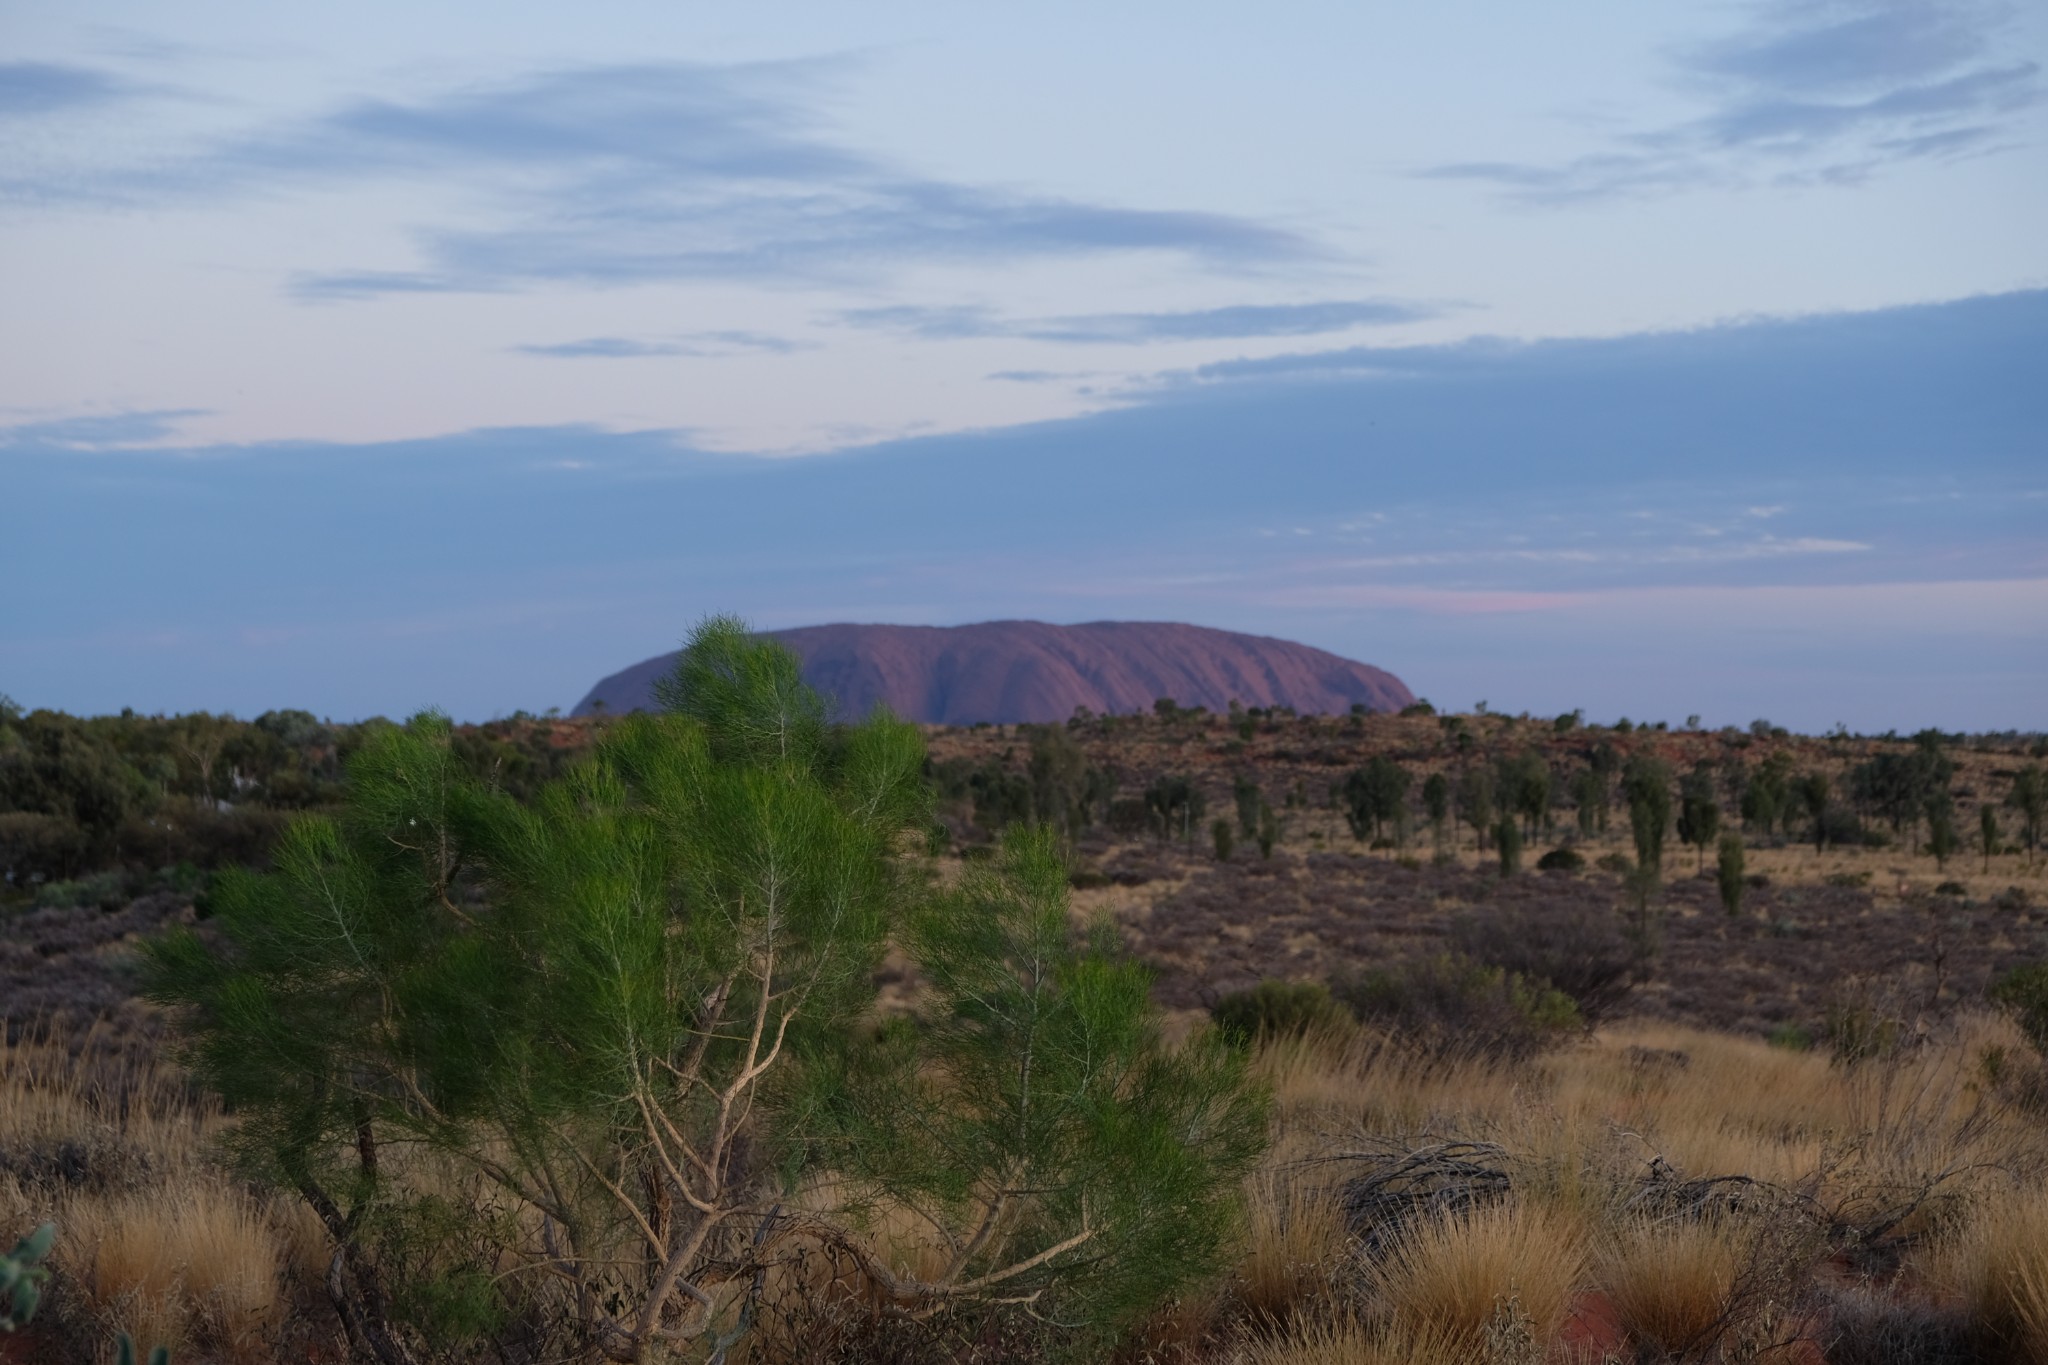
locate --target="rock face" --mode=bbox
[573,621,1414,725]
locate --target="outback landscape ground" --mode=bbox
[4,698,2046,1363]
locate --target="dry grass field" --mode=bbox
[5,1013,2045,1362]
[3,710,2045,1362]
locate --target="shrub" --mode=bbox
[1766,1023,1814,1051]
[1716,832,1745,917]
[2,1222,54,1329]
[1989,963,2048,1056]
[1450,907,1642,1024]
[1534,846,1583,873]
[148,619,1267,1362]
[1212,817,1235,862]
[0,812,90,886]
[1211,980,1348,1047]
[1494,818,1521,876]
[1333,955,1580,1061]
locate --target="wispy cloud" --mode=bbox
[0,408,207,449]
[1423,0,2042,202]
[0,62,138,120]
[23,61,1320,296]
[510,330,804,359]
[842,298,1434,344]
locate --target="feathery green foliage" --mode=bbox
[148,619,1262,1363]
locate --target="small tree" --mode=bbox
[1495,816,1522,877]
[1421,771,1450,848]
[1623,757,1672,877]
[1716,833,1745,917]
[1678,790,1721,873]
[2008,766,2045,864]
[1981,804,2000,873]
[1211,817,1235,862]
[1457,767,1496,853]
[1927,803,1959,869]
[148,621,1264,1363]
[1143,774,1205,845]
[1569,767,1608,837]
[1342,757,1410,844]
[1256,802,1280,859]
[1797,772,1831,852]
[1233,773,1263,839]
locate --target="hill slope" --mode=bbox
[572,620,1414,724]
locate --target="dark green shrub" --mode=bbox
[1495,817,1522,875]
[1210,980,1346,1046]
[1767,1024,1814,1052]
[1535,846,1583,873]
[1105,796,1151,836]
[1989,963,2048,1056]
[1333,954,1580,1061]
[1450,907,1642,1024]
[1716,833,1745,917]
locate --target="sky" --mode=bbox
[3,1,2044,731]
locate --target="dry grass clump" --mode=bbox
[1370,1200,1585,1351]
[1237,1312,1474,1365]
[59,1180,285,1360]
[1233,1155,1350,1330]
[0,1026,304,1362]
[1599,1214,1752,1357]
[1935,1178,2048,1361]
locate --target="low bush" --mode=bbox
[1333,954,1580,1061]
[1989,962,2048,1055]
[1534,847,1583,873]
[1212,979,1348,1046]
[1450,906,1643,1024]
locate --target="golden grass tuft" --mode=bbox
[57,1176,286,1361]
[1239,1312,1476,1365]
[1234,1158,1350,1330]
[1370,1200,1586,1350]
[1936,1178,2048,1361]
[1598,1214,1749,1358]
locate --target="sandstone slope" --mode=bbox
[572,620,1414,724]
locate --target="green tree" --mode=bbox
[1456,766,1496,853]
[1981,804,2000,873]
[1341,757,1410,844]
[1849,734,1954,844]
[1926,796,1958,869]
[1211,817,1235,862]
[1144,775,1206,845]
[1796,772,1831,852]
[1569,767,1608,837]
[1502,752,1552,838]
[1676,768,1721,873]
[1622,756,1673,876]
[148,621,1262,1363]
[2008,766,2045,864]
[1233,773,1264,839]
[1716,833,1745,917]
[1495,816,1522,877]
[1421,771,1450,846]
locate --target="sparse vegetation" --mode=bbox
[7,692,2046,1361]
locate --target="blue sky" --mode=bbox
[2,2,2044,729]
